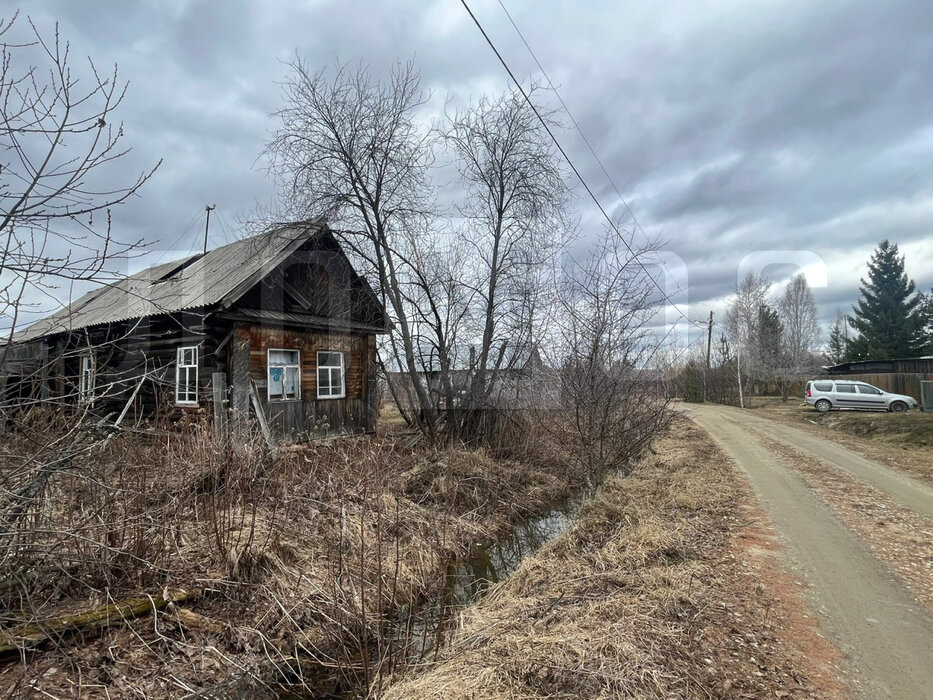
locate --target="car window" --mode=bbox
[813,382,833,392]
[856,385,882,395]
[835,384,856,393]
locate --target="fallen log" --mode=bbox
[0,588,195,655]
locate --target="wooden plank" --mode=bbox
[231,327,251,419]
[249,378,275,449]
[212,371,227,435]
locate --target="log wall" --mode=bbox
[232,323,377,440]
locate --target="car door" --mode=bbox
[855,383,886,410]
[833,383,859,408]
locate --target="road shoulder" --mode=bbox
[381,417,844,699]
[686,403,933,699]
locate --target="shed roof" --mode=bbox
[13,220,324,343]
[822,356,933,373]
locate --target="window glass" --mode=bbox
[317,351,345,399]
[835,384,856,393]
[268,349,301,400]
[176,346,199,405]
[79,354,95,403]
[813,382,833,392]
[856,385,882,395]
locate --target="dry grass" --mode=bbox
[0,410,584,697]
[381,417,840,700]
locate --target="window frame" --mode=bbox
[175,345,199,406]
[856,384,883,395]
[834,384,857,394]
[267,348,302,402]
[317,350,346,400]
[78,353,95,404]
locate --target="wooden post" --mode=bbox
[38,343,50,401]
[212,371,227,436]
[704,310,713,403]
[230,327,251,437]
[249,378,275,450]
[0,375,7,436]
[364,335,379,432]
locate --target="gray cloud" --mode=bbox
[11,0,933,337]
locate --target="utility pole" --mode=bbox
[203,204,216,254]
[704,310,713,403]
[736,345,744,409]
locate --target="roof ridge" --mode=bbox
[11,219,328,343]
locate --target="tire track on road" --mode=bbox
[683,404,933,700]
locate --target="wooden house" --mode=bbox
[0,219,388,441]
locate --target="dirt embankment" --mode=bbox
[381,417,842,699]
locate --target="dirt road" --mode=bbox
[683,403,933,700]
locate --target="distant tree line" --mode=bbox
[673,239,932,407]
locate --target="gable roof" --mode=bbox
[13,219,333,343]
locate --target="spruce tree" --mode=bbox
[827,321,847,364]
[847,240,925,359]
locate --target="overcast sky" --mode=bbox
[16,0,933,346]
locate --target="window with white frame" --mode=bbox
[317,351,345,399]
[268,349,301,400]
[78,354,95,403]
[176,346,199,405]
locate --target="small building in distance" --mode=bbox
[0,219,388,442]
[821,357,933,402]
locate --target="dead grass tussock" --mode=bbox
[0,413,580,697]
[382,417,832,700]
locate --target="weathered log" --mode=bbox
[0,588,194,655]
[171,607,229,638]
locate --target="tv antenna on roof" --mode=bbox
[203,204,216,254]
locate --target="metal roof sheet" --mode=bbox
[13,221,323,343]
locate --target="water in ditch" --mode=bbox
[280,480,606,697]
[393,484,599,662]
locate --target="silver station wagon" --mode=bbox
[804,379,919,413]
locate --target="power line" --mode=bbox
[495,0,642,235]
[153,208,205,265]
[459,0,701,329]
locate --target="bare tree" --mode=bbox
[403,226,475,416]
[777,273,820,399]
[445,86,571,431]
[725,272,771,400]
[553,223,670,476]
[0,14,159,356]
[266,59,441,437]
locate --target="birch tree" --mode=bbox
[266,59,442,436]
[725,272,770,396]
[445,86,570,429]
[779,274,820,373]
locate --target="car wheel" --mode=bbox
[890,401,908,413]
[815,399,831,413]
